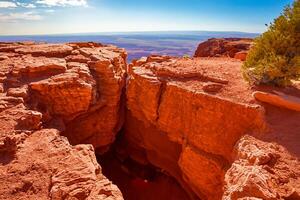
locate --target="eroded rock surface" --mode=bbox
[0,42,125,200]
[1,41,299,200]
[0,129,123,200]
[194,38,253,61]
[223,135,300,200]
[125,55,265,199]
[124,55,300,200]
[0,42,127,150]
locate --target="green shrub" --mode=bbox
[243,0,300,86]
[183,54,190,59]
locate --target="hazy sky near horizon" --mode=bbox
[0,0,294,35]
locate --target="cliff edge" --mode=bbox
[0,42,126,200]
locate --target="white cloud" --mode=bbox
[20,3,37,8]
[15,2,37,8]
[0,12,42,22]
[45,9,55,13]
[36,0,87,7]
[0,1,17,8]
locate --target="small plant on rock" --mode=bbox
[183,54,190,59]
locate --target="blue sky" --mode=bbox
[0,0,294,35]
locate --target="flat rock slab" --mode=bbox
[253,91,300,112]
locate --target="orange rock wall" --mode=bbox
[0,42,128,150]
[124,56,266,199]
[0,42,125,200]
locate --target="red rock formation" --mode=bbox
[223,135,300,200]
[124,55,300,200]
[63,45,127,151]
[194,38,253,61]
[125,56,300,199]
[1,41,299,200]
[0,42,126,150]
[0,42,124,200]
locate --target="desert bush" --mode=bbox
[183,54,190,59]
[243,0,300,86]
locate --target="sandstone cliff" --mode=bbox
[0,42,125,200]
[0,41,299,200]
[124,55,300,200]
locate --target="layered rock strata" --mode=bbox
[124,55,300,200]
[0,42,127,151]
[0,42,125,200]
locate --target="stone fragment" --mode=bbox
[253,91,300,112]
[202,82,224,93]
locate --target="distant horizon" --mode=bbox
[0,30,260,37]
[0,30,259,61]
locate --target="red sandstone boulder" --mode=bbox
[0,128,123,200]
[234,51,248,61]
[223,135,300,200]
[194,38,253,60]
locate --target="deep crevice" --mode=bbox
[96,131,192,200]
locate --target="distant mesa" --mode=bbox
[194,38,253,61]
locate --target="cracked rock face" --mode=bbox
[0,42,127,150]
[124,55,300,200]
[0,42,125,200]
[125,55,266,199]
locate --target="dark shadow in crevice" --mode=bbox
[97,133,191,200]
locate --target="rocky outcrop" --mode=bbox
[0,42,125,200]
[0,42,127,151]
[0,103,123,200]
[0,128,123,200]
[124,55,271,199]
[1,41,299,200]
[194,38,253,61]
[223,135,300,200]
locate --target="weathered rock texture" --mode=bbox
[1,41,299,200]
[124,55,300,200]
[194,38,253,61]
[0,42,127,151]
[223,135,300,200]
[0,42,125,200]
